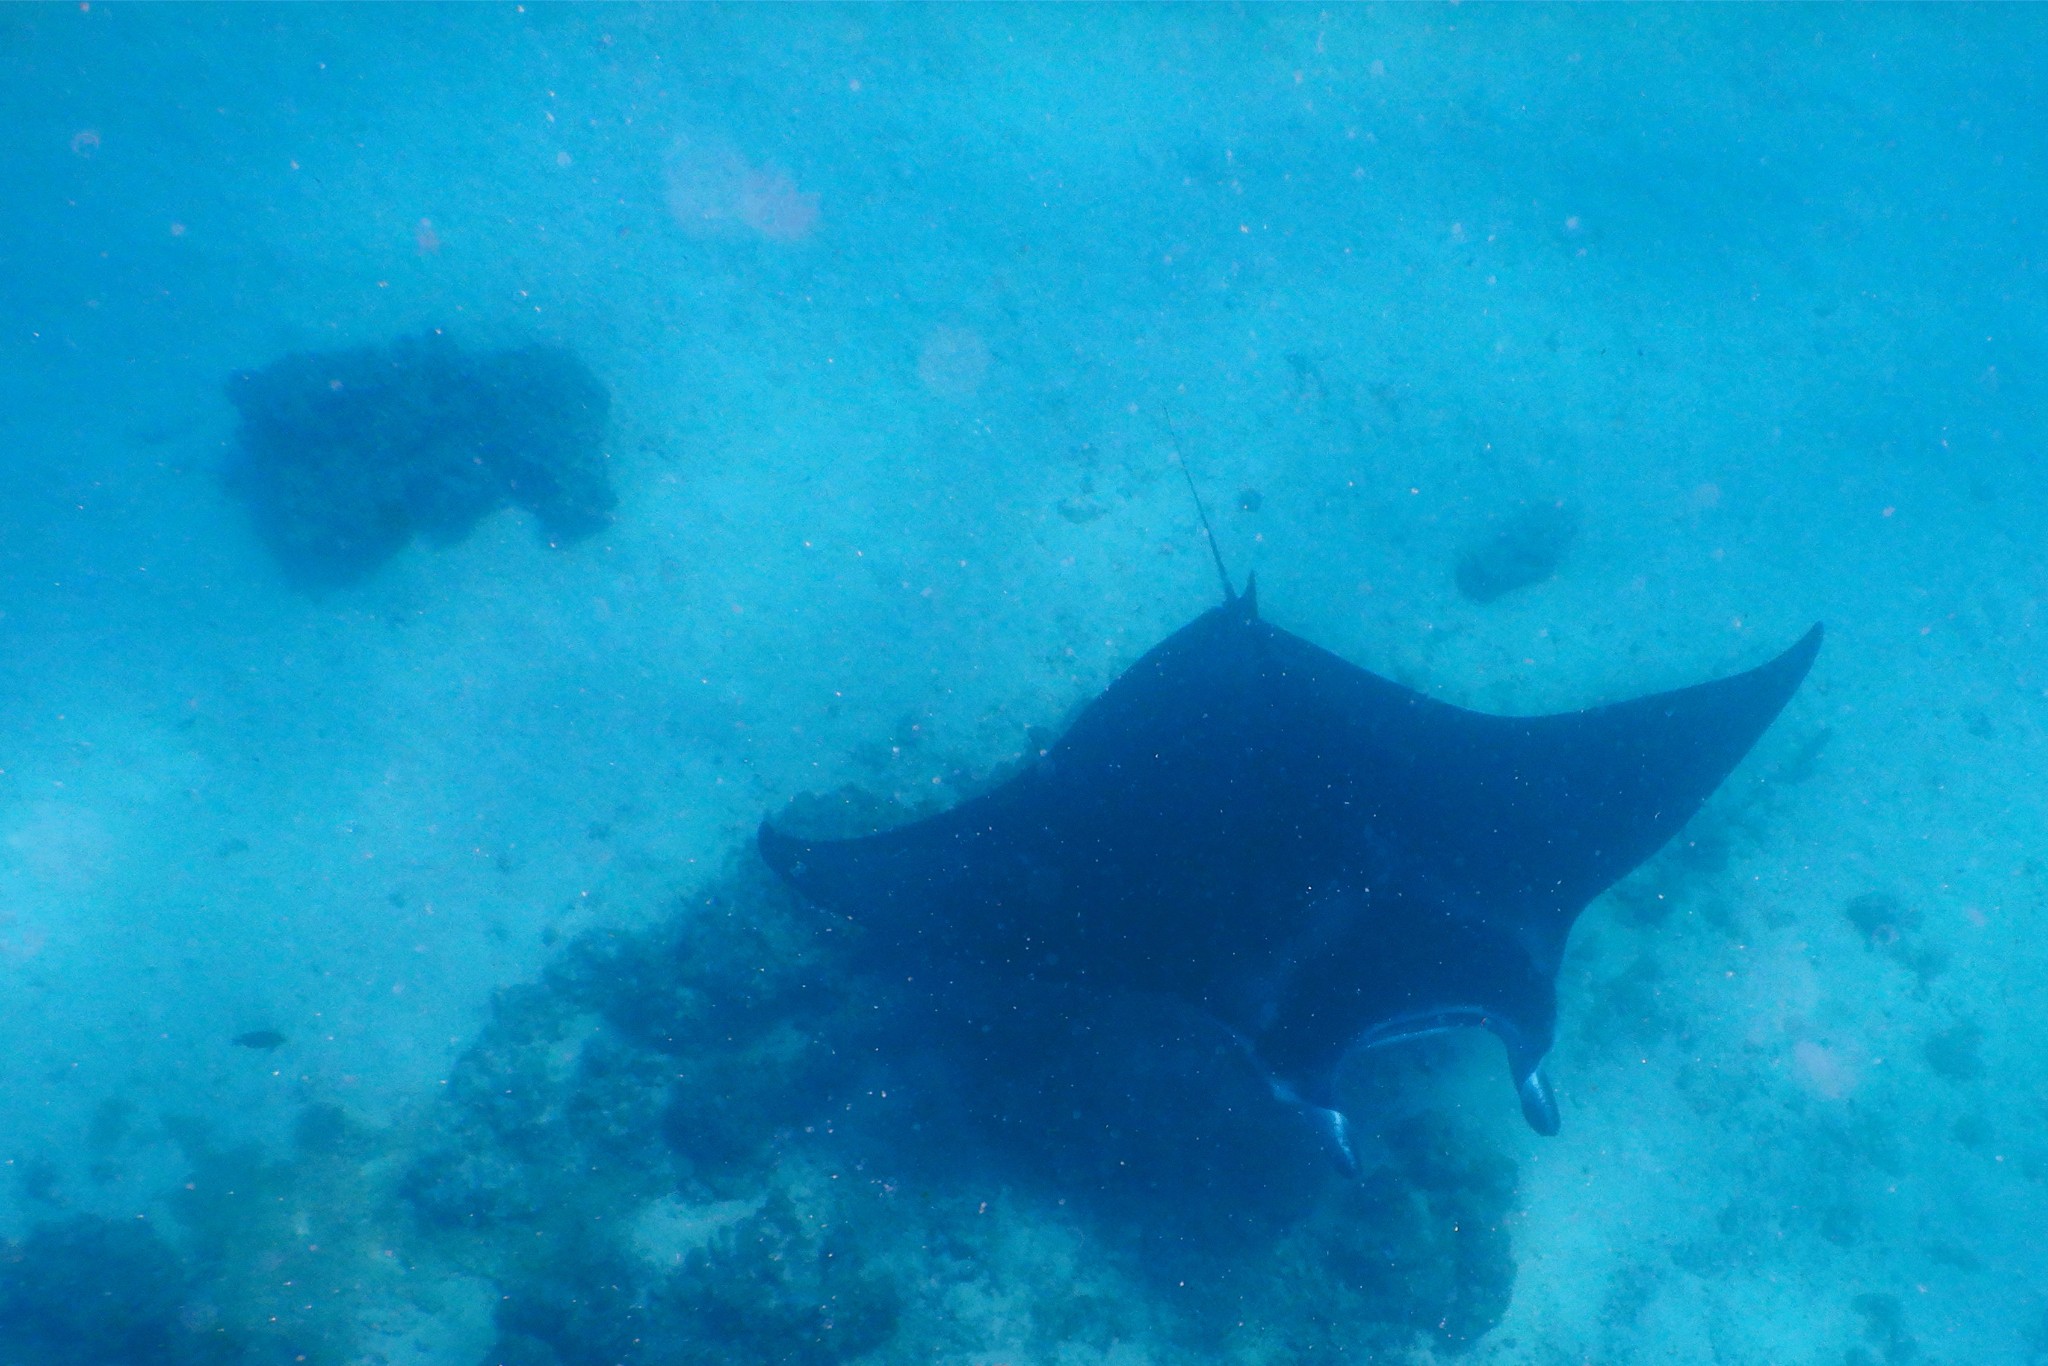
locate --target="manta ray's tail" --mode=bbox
[1161,405,1239,606]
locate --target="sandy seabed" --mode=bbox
[0,7,2043,1363]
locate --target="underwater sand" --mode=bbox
[0,6,2043,1362]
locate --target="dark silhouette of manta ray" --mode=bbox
[760,579,1820,1167]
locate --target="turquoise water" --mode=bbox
[1,6,2043,1362]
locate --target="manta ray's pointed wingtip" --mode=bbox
[1727,622,1822,699]
[1774,621,1824,682]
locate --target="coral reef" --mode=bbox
[223,334,614,590]
[0,1214,240,1365]
[391,853,1522,1363]
[1846,1291,1921,1366]
[489,1187,901,1366]
[1454,499,1579,603]
[18,834,1519,1364]
[1844,890,1950,988]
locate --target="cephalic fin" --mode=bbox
[1516,1063,1560,1136]
[1265,1073,1359,1175]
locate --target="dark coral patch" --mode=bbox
[224,334,614,590]
[1454,500,1579,603]
[0,1216,238,1365]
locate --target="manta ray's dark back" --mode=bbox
[760,584,1820,1152]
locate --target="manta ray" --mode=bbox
[760,575,1819,1166]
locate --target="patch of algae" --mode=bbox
[8,852,1520,1364]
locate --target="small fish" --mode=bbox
[232,1030,287,1051]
